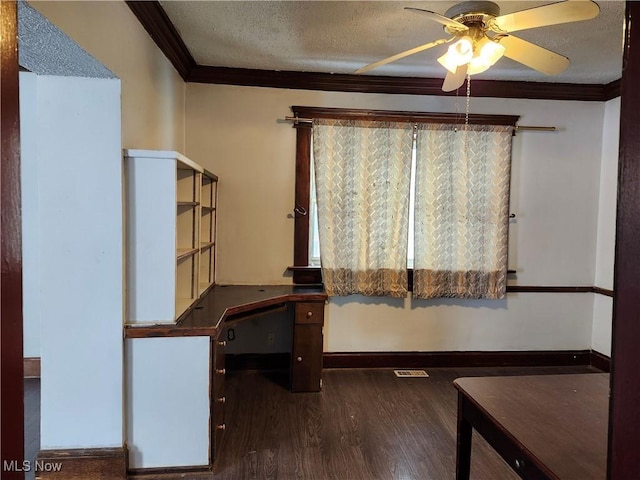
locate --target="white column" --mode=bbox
[20,71,41,358]
[37,75,124,448]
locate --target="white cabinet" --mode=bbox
[125,150,217,324]
[125,337,210,468]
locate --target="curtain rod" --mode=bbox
[284,116,555,132]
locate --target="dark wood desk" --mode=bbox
[125,284,326,335]
[124,284,327,390]
[454,373,609,480]
[124,285,327,466]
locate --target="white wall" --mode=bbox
[328,293,593,351]
[186,83,605,352]
[20,72,41,358]
[592,295,613,356]
[30,0,186,151]
[126,337,210,468]
[591,97,620,356]
[38,75,123,449]
[595,98,620,289]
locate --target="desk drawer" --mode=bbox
[291,323,323,392]
[211,333,226,462]
[294,302,324,325]
[213,392,226,457]
[214,335,226,397]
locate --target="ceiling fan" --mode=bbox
[355,0,600,91]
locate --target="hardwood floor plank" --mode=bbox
[25,364,600,480]
[210,365,598,480]
[24,378,40,480]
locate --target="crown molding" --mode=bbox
[130,1,621,102]
[126,1,196,81]
[603,79,622,101]
[189,65,613,101]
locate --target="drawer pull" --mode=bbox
[296,356,303,362]
[216,368,226,375]
[515,459,524,470]
[306,311,313,318]
[217,396,226,404]
[216,424,226,431]
[217,340,227,347]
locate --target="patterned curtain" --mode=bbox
[413,124,513,299]
[313,119,414,297]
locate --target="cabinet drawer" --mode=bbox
[213,393,226,458]
[291,323,323,392]
[211,332,227,462]
[214,335,226,397]
[215,337,226,369]
[294,302,324,324]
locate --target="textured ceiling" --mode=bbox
[160,1,624,84]
[18,1,115,78]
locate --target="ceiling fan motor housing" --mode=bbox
[445,1,500,25]
[356,0,598,81]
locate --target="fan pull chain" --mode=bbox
[463,73,471,162]
[465,73,471,128]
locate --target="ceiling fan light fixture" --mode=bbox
[468,56,491,75]
[468,38,506,74]
[437,36,473,73]
[356,0,600,87]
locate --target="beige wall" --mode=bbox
[185,83,606,352]
[31,0,185,151]
[28,0,611,352]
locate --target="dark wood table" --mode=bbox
[454,373,609,480]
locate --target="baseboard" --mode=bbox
[590,350,611,372]
[322,350,592,369]
[24,357,41,378]
[225,350,611,372]
[127,466,212,479]
[35,447,127,480]
[226,352,289,371]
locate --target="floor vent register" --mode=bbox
[393,370,429,378]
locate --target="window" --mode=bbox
[309,140,418,268]
[290,106,518,290]
[309,141,321,267]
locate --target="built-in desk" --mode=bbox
[454,373,608,480]
[125,284,327,389]
[124,285,327,472]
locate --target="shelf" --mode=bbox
[177,248,199,261]
[200,242,215,252]
[175,297,195,318]
[177,168,198,204]
[126,150,216,325]
[199,282,213,297]
[203,169,218,182]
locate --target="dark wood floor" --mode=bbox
[25,378,40,480]
[211,365,600,480]
[26,366,602,480]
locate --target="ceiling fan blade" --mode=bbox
[442,64,468,92]
[404,7,469,32]
[355,37,454,74]
[492,0,599,34]
[499,35,569,75]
